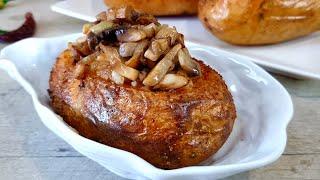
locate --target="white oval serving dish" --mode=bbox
[0,34,293,180]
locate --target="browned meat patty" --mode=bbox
[49,49,236,169]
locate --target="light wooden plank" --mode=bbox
[1,155,319,180]
[0,157,124,180]
[0,71,79,157]
[275,75,320,98]
[246,154,320,180]
[285,96,320,155]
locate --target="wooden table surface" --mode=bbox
[0,1,319,179]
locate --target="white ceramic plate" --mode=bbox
[0,33,293,179]
[51,0,320,80]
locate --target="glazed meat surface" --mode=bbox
[199,0,320,45]
[49,49,236,169]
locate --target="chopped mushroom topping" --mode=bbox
[100,45,139,81]
[75,6,201,90]
[178,48,201,76]
[156,26,179,45]
[119,42,137,57]
[111,70,125,85]
[113,62,139,81]
[115,6,136,20]
[125,40,149,68]
[143,44,182,86]
[142,23,158,37]
[90,21,114,35]
[144,38,170,61]
[117,28,147,42]
[154,74,188,90]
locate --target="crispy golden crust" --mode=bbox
[104,0,198,16]
[49,49,236,169]
[198,0,320,45]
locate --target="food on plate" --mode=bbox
[0,12,36,43]
[103,0,199,16]
[49,6,236,169]
[198,0,320,45]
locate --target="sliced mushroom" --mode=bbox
[136,14,158,25]
[105,8,116,21]
[154,74,188,90]
[143,44,182,86]
[82,23,93,34]
[155,26,179,45]
[68,40,91,57]
[80,51,99,64]
[144,38,170,61]
[142,23,157,38]
[111,70,124,85]
[176,33,185,46]
[125,40,149,68]
[99,45,122,65]
[113,62,139,81]
[96,12,108,21]
[117,28,147,42]
[178,48,201,76]
[119,42,137,57]
[115,6,135,20]
[75,37,91,56]
[90,21,114,35]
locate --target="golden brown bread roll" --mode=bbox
[198,0,320,45]
[104,0,199,16]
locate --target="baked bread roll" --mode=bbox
[49,7,236,169]
[198,0,320,45]
[104,0,198,16]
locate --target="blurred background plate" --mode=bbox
[51,0,320,80]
